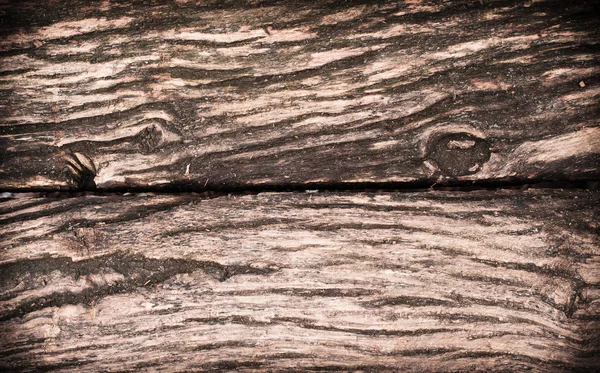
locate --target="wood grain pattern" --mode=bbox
[1,0,599,190]
[0,190,598,371]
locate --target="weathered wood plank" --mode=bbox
[0,190,598,371]
[1,0,599,190]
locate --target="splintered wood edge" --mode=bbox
[0,189,598,372]
[0,0,599,190]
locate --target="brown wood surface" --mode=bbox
[0,189,598,372]
[1,0,599,190]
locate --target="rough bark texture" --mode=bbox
[1,0,599,190]
[0,190,599,372]
[1,1,599,372]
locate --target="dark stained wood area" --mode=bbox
[0,0,598,190]
[0,190,599,372]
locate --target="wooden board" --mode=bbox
[1,190,598,372]
[1,0,599,190]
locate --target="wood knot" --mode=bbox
[426,133,490,176]
[130,120,182,154]
[133,125,163,154]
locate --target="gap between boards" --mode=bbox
[0,179,598,200]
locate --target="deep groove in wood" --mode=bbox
[1,179,599,199]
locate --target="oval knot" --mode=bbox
[427,133,491,176]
